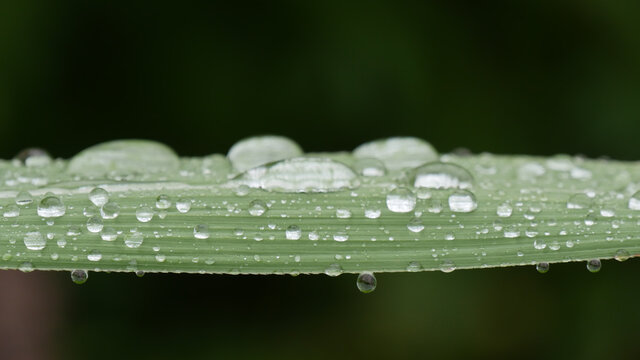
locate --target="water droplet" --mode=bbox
[124,232,144,248]
[87,250,102,262]
[439,260,456,273]
[176,199,191,213]
[333,232,349,242]
[412,162,473,189]
[628,191,640,210]
[324,263,343,277]
[15,148,51,166]
[153,194,172,210]
[70,270,88,284]
[353,137,438,171]
[567,193,592,209]
[227,136,303,172]
[68,140,179,176]
[86,216,104,233]
[155,254,166,262]
[235,184,250,197]
[533,239,547,250]
[336,209,352,219]
[100,201,120,219]
[18,262,34,273]
[24,231,46,251]
[88,187,109,207]
[496,202,513,217]
[3,204,19,218]
[248,199,267,216]
[364,208,381,219]
[448,190,477,213]
[407,217,424,233]
[193,224,210,239]
[235,157,359,193]
[37,195,65,218]
[586,259,601,273]
[101,226,118,241]
[536,262,550,274]
[425,198,443,214]
[354,158,387,177]
[15,191,33,206]
[136,206,154,222]
[386,187,416,213]
[614,249,630,262]
[285,225,301,240]
[406,261,422,272]
[356,272,377,293]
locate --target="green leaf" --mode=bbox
[0,137,638,277]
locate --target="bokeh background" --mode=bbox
[1,1,640,359]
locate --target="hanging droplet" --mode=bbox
[37,195,65,218]
[412,162,473,189]
[356,272,377,293]
[586,259,601,273]
[88,187,109,207]
[386,187,416,213]
[70,270,88,284]
[536,262,550,274]
[448,190,477,213]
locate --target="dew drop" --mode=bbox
[37,195,65,218]
[227,136,303,172]
[386,187,416,213]
[364,208,381,219]
[614,249,630,262]
[88,187,109,207]
[324,263,343,277]
[586,259,601,273]
[24,231,46,251]
[86,216,104,233]
[407,217,424,233]
[15,191,33,206]
[353,137,438,171]
[536,262,550,274]
[354,158,386,177]
[70,269,88,284]
[356,272,377,293]
[285,225,301,240]
[533,238,547,250]
[439,260,456,273]
[194,224,210,239]
[448,190,477,213]
[406,261,422,272]
[3,205,19,218]
[100,201,120,219]
[496,202,513,217]
[87,250,102,262]
[136,206,154,222]
[15,148,51,166]
[101,226,118,241]
[18,262,34,273]
[176,199,192,213]
[248,199,267,216]
[628,191,640,210]
[155,194,171,209]
[124,232,144,248]
[336,209,352,219]
[566,193,592,210]
[412,162,473,189]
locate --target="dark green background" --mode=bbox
[1,1,639,359]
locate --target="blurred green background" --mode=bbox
[1,1,640,359]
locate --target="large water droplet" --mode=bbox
[24,231,46,251]
[386,187,416,213]
[356,272,377,293]
[353,137,438,171]
[448,190,477,213]
[37,195,65,218]
[15,148,51,166]
[235,157,359,193]
[68,140,179,176]
[227,136,303,172]
[88,187,109,207]
[70,269,88,284]
[586,259,601,273]
[412,162,473,189]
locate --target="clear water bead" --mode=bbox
[325,263,343,277]
[100,202,120,219]
[628,191,640,210]
[124,232,144,248]
[448,190,477,213]
[566,193,593,209]
[407,217,424,233]
[536,262,550,274]
[285,225,302,240]
[412,162,473,189]
[586,259,601,273]
[614,249,630,262]
[386,187,416,213]
[88,187,109,207]
[227,136,303,172]
[496,202,513,217]
[353,137,438,171]
[406,261,422,272]
[176,199,192,213]
[248,199,268,216]
[3,205,19,218]
[24,231,46,251]
[356,272,377,293]
[354,158,386,177]
[86,216,104,233]
[136,206,154,222]
[194,224,210,239]
[155,195,172,209]
[37,195,65,218]
[87,250,102,262]
[70,270,88,284]
[15,191,33,206]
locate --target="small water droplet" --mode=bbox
[24,231,46,251]
[37,195,65,218]
[567,193,592,210]
[285,225,301,240]
[136,206,154,222]
[364,208,381,219]
[88,187,109,207]
[356,272,377,293]
[386,187,416,213]
[536,262,550,274]
[86,216,104,233]
[194,224,210,239]
[439,260,456,273]
[248,199,267,216]
[412,162,473,189]
[406,261,422,272]
[354,158,386,177]
[87,250,102,262]
[614,249,630,262]
[3,204,19,218]
[336,209,352,219]
[101,226,118,241]
[100,201,120,219]
[497,202,513,217]
[629,191,640,210]
[176,199,192,213]
[407,217,424,233]
[70,270,88,284]
[124,232,144,248]
[586,259,601,273]
[324,263,343,277]
[155,194,171,209]
[333,232,349,242]
[15,191,33,206]
[448,190,477,213]
[18,262,34,273]
[533,238,547,250]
